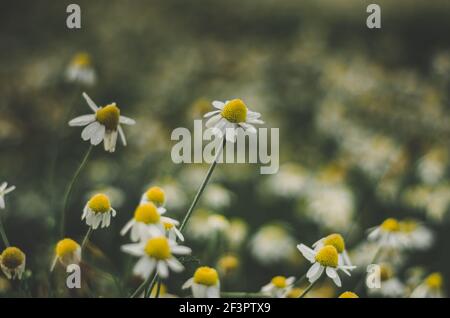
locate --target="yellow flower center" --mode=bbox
[323,233,345,253]
[339,291,359,298]
[271,276,287,288]
[144,237,171,260]
[145,186,166,206]
[193,267,219,286]
[218,255,239,272]
[163,222,174,230]
[221,99,247,123]
[381,218,400,232]
[315,245,339,268]
[56,238,79,257]
[88,193,111,213]
[286,287,303,298]
[399,220,418,233]
[426,273,442,289]
[96,103,120,130]
[1,247,25,269]
[134,203,160,224]
[72,53,91,67]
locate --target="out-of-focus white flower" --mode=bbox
[410,272,445,298]
[313,233,352,266]
[50,238,81,271]
[305,184,354,231]
[217,254,239,276]
[0,182,15,209]
[263,163,310,198]
[225,218,248,249]
[161,181,188,211]
[69,92,135,152]
[297,244,355,287]
[249,224,297,265]
[201,184,233,210]
[368,263,405,297]
[121,236,191,279]
[162,221,184,242]
[417,147,448,185]
[399,219,433,250]
[261,276,295,298]
[204,99,264,143]
[65,52,96,86]
[120,202,177,242]
[262,163,310,199]
[368,218,405,249]
[183,266,220,298]
[82,193,117,229]
[0,247,26,280]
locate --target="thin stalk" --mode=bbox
[179,139,225,232]
[81,227,93,251]
[0,218,10,247]
[155,279,162,298]
[60,144,93,236]
[299,280,317,298]
[144,275,158,298]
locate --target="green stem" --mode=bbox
[293,273,306,287]
[60,144,93,237]
[179,138,225,232]
[221,292,269,298]
[0,217,10,247]
[81,227,93,251]
[155,279,162,298]
[299,280,317,298]
[144,275,158,298]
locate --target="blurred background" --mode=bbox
[0,0,449,297]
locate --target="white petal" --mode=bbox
[118,126,127,146]
[297,244,316,263]
[157,261,169,278]
[204,110,221,118]
[171,245,191,255]
[81,121,100,140]
[4,186,15,194]
[121,243,145,256]
[212,101,225,109]
[82,92,99,112]
[306,262,321,278]
[119,116,136,125]
[182,278,194,289]
[205,114,222,128]
[91,124,106,146]
[69,114,96,126]
[167,257,184,272]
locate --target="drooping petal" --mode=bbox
[82,92,99,112]
[119,116,136,125]
[69,114,96,126]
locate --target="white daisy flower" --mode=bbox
[68,92,135,152]
[367,218,405,249]
[0,182,15,209]
[182,266,220,298]
[121,236,191,279]
[82,193,117,229]
[249,224,297,266]
[297,244,356,287]
[50,238,81,271]
[0,247,26,280]
[204,99,264,143]
[398,219,433,250]
[312,233,353,267]
[65,52,96,86]
[120,202,178,242]
[140,186,166,212]
[261,275,295,298]
[410,272,445,298]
